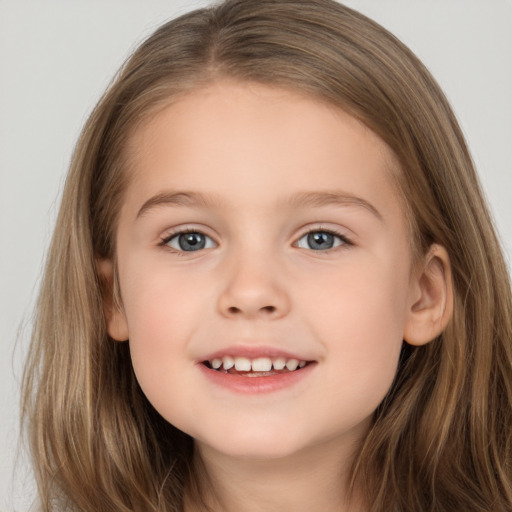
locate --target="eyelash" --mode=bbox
[158,228,214,256]
[298,227,353,251]
[158,226,353,255]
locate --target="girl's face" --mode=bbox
[110,81,419,461]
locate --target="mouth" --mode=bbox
[203,356,312,377]
[199,347,317,393]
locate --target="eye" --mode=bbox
[162,231,216,252]
[296,230,350,251]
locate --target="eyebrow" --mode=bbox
[285,191,383,221]
[136,191,223,218]
[136,190,383,221]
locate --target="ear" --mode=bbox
[96,258,129,342]
[403,244,453,346]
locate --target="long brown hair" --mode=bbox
[22,0,512,510]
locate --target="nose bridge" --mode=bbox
[217,239,290,319]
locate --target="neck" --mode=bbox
[184,439,366,512]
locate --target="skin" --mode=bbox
[102,81,452,511]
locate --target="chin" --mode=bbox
[195,425,310,461]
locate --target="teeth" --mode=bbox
[251,357,272,372]
[211,358,222,369]
[234,357,251,371]
[285,359,299,371]
[209,355,308,372]
[272,357,286,370]
[223,356,235,370]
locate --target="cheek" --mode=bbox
[298,256,409,407]
[301,252,410,340]
[119,263,207,401]
[122,255,208,337]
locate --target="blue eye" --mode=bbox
[163,232,216,252]
[296,230,348,251]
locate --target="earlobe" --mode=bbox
[96,258,129,342]
[403,244,453,347]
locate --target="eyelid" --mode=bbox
[159,223,216,240]
[156,223,354,253]
[158,225,219,251]
[294,225,354,250]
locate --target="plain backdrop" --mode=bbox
[1,1,511,509]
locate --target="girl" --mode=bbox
[21,0,512,511]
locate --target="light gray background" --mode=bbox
[1,1,511,509]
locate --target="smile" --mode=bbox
[199,351,317,394]
[205,356,308,375]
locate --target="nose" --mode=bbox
[217,253,291,320]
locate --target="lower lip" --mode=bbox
[198,362,316,394]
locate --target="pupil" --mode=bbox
[179,233,205,251]
[308,232,334,250]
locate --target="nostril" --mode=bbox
[224,304,280,317]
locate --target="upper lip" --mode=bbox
[198,345,315,363]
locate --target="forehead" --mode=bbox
[123,80,403,219]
